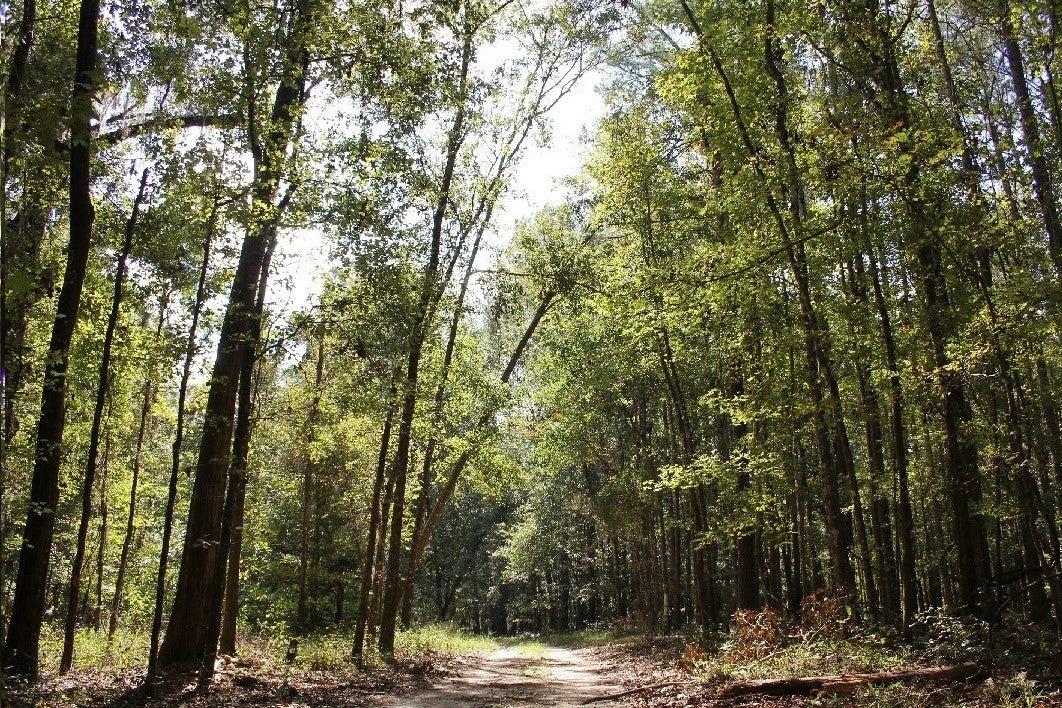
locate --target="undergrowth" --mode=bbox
[397,623,500,655]
[36,626,151,675]
[675,596,1060,707]
[278,622,499,671]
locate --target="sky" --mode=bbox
[265,67,608,320]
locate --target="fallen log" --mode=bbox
[719,662,983,697]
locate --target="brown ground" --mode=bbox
[373,645,624,707]
[6,635,1061,706]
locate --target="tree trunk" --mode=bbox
[377,25,472,657]
[398,231,485,627]
[846,0,990,616]
[392,291,557,629]
[109,366,156,639]
[679,0,857,594]
[218,202,280,655]
[998,0,1062,276]
[159,0,312,665]
[93,438,109,631]
[1,0,41,450]
[60,168,147,673]
[729,378,759,612]
[865,240,918,630]
[146,192,218,688]
[218,474,246,656]
[2,0,100,676]
[297,332,326,634]
[352,383,397,666]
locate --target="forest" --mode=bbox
[1,0,1061,704]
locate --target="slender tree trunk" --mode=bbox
[109,374,154,639]
[93,436,109,631]
[109,297,165,643]
[847,0,990,615]
[218,476,245,655]
[1035,356,1062,486]
[297,333,326,634]
[352,383,397,667]
[391,291,557,625]
[0,19,39,653]
[400,457,431,628]
[680,0,856,594]
[60,168,147,673]
[865,239,917,631]
[1,0,39,455]
[146,194,217,688]
[397,232,485,626]
[1,0,100,676]
[998,0,1062,276]
[377,27,472,657]
[370,466,397,644]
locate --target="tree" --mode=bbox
[159,0,315,665]
[2,0,102,678]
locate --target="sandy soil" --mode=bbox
[375,645,624,707]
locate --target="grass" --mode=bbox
[279,623,500,672]
[29,621,501,681]
[396,623,500,655]
[37,626,151,675]
[508,639,549,658]
[27,613,1057,708]
[544,629,637,648]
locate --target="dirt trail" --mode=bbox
[376,645,624,707]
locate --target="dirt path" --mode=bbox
[376,645,624,707]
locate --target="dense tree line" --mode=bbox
[479,0,1062,647]
[0,0,1059,692]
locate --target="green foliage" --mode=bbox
[2,0,1061,691]
[396,624,500,654]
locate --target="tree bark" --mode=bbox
[352,382,397,667]
[377,25,472,657]
[2,0,101,677]
[998,0,1062,276]
[864,240,918,630]
[93,439,109,631]
[109,371,156,638]
[217,225,278,655]
[1,0,40,452]
[297,332,326,634]
[393,290,557,624]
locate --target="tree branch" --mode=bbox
[96,112,241,146]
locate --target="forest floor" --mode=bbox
[372,643,623,706]
[4,621,1062,706]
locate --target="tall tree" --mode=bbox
[159,0,314,665]
[1,0,102,678]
